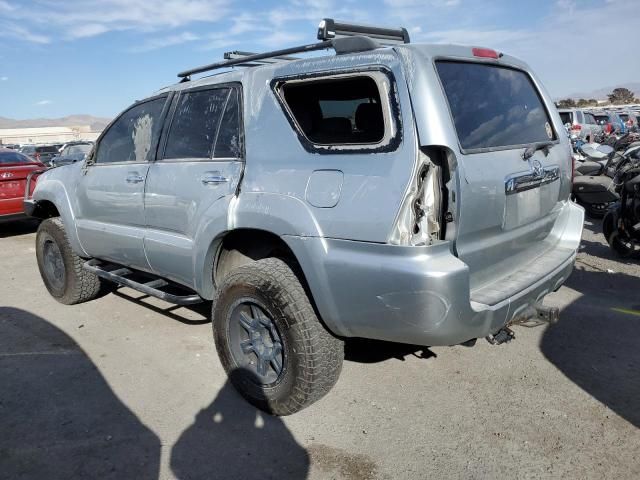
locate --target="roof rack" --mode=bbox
[224,51,300,65]
[177,18,409,80]
[317,18,410,45]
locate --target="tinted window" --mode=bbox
[436,61,556,150]
[95,97,166,164]
[164,88,230,159]
[280,76,385,144]
[36,146,59,153]
[559,112,573,124]
[576,111,584,123]
[619,114,629,121]
[0,151,35,164]
[593,115,608,125]
[213,88,242,158]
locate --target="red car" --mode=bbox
[0,148,46,222]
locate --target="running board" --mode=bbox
[83,259,203,305]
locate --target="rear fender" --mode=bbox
[193,192,323,299]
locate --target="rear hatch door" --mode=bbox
[432,58,571,294]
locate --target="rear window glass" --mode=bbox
[0,151,35,164]
[619,114,629,121]
[593,115,608,125]
[559,112,573,124]
[36,146,59,153]
[280,76,385,144]
[436,61,556,151]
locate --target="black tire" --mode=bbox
[603,211,635,257]
[212,257,343,416]
[36,217,102,305]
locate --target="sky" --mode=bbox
[0,0,639,119]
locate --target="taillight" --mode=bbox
[570,124,581,131]
[605,123,612,134]
[472,47,500,59]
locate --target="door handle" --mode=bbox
[201,172,229,185]
[125,174,144,184]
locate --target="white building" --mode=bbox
[0,125,101,146]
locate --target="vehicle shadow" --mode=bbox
[540,265,640,428]
[0,219,39,238]
[0,307,161,479]
[170,369,310,480]
[344,338,437,363]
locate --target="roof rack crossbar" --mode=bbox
[317,18,410,44]
[178,40,333,79]
[224,51,300,63]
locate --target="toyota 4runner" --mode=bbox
[25,19,584,415]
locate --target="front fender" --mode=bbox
[32,166,88,257]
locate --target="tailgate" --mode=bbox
[407,52,573,296]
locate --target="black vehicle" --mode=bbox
[602,144,640,257]
[19,145,60,166]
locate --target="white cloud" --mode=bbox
[36,100,52,105]
[0,76,7,81]
[131,32,200,52]
[0,23,50,44]
[1,0,232,40]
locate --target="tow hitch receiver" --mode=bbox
[486,303,560,345]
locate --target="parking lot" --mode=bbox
[0,218,638,480]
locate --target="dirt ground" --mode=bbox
[0,218,638,479]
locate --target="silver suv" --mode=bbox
[25,19,583,415]
[558,108,602,141]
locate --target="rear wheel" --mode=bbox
[36,217,102,304]
[212,257,343,415]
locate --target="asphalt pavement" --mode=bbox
[0,217,638,479]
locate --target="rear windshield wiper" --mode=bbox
[522,141,554,161]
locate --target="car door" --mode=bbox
[75,95,169,270]
[143,84,244,287]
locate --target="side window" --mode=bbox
[277,75,393,148]
[95,97,166,164]
[214,88,242,158]
[163,87,231,160]
[577,111,584,124]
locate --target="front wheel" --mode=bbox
[36,217,102,304]
[212,257,344,415]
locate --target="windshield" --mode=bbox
[436,61,556,151]
[0,151,36,164]
[65,144,92,155]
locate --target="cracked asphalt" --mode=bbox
[0,218,638,480]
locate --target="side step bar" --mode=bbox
[83,259,203,305]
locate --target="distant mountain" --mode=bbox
[0,115,111,132]
[558,82,640,101]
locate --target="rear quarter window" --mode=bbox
[436,61,556,151]
[559,112,573,124]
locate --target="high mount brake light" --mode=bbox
[472,47,500,59]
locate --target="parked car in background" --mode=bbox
[558,108,601,141]
[18,145,60,166]
[592,111,627,134]
[0,148,46,222]
[618,111,638,132]
[50,141,94,167]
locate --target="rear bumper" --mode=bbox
[284,201,584,346]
